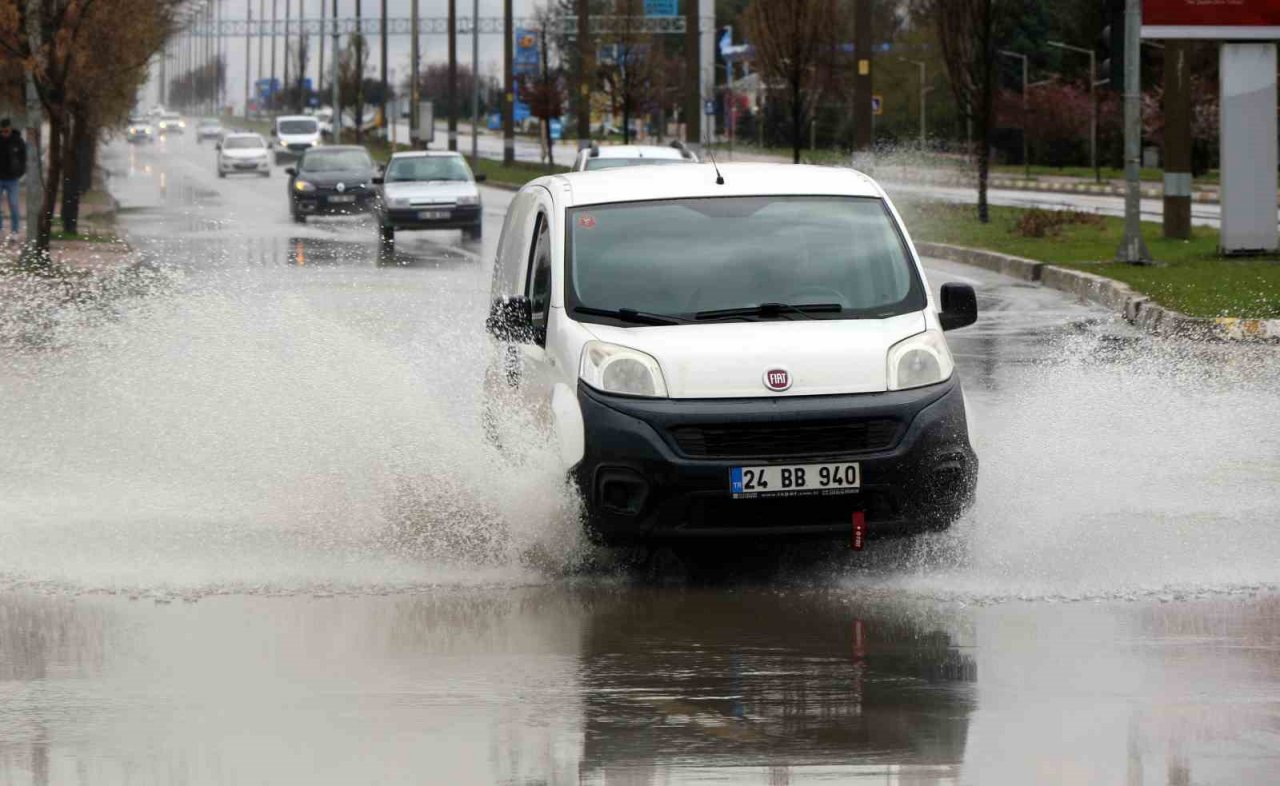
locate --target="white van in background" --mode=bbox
[272,115,322,164]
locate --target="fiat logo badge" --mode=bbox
[336,182,346,193]
[763,368,792,392]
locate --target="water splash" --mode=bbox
[0,266,586,596]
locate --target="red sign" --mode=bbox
[1144,0,1280,38]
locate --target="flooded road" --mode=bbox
[1,136,1279,784]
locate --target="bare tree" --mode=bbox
[743,0,839,164]
[595,0,658,144]
[923,0,994,222]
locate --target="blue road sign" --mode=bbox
[645,0,678,14]
[514,27,539,75]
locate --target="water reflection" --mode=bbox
[578,590,975,783]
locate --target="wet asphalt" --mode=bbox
[1,135,1279,785]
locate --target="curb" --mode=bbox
[915,241,1280,343]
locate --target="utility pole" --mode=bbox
[245,0,252,115]
[1118,0,1151,262]
[409,0,419,144]
[997,50,1027,178]
[257,0,265,116]
[471,0,480,164]
[503,0,514,164]
[318,0,325,102]
[682,0,700,146]
[852,0,873,151]
[270,0,277,112]
[1162,40,1191,239]
[576,0,591,150]
[283,0,290,112]
[331,0,340,138]
[380,0,388,140]
[448,0,458,150]
[1048,40,1098,184]
[355,0,363,142]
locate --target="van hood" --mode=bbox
[278,133,319,145]
[581,312,925,399]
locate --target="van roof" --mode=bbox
[544,163,885,207]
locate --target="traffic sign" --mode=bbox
[872,94,883,116]
[704,100,715,116]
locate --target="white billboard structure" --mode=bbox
[1144,1,1280,254]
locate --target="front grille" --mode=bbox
[669,419,901,459]
[286,143,311,151]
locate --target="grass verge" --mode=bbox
[902,202,1280,319]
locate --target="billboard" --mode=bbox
[1143,0,1280,39]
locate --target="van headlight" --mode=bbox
[580,341,668,398]
[886,330,954,391]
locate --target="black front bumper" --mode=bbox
[384,205,482,230]
[293,191,378,216]
[573,377,977,543]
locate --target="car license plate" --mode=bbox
[329,195,356,204]
[418,210,450,220]
[730,462,860,499]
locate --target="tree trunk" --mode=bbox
[28,112,63,267]
[975,0,992,223]
[60,109,93,236]
[791,82,803,164]
[544,117,554,169]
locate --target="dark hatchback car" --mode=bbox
[285,146,381,224]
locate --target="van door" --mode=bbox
[513,206,561,424]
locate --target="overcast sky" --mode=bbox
[147,0,556,112]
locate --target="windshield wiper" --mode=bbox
[694,302,843,321]
[573,306,690,326]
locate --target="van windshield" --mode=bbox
[278,119,318,135]
[566,196,925,323]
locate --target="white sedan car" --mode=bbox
[216,133,271,178]
[571,141,698,172]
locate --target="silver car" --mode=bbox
[375,151,486,247]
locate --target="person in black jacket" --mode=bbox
[0,118,27,241]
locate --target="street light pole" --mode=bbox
[410,0,419,144]
[899,58,927,150]
[330,0,340,138]
[998,50,1029,179]
[1048,40,1098,184]
[448,0,457,151]
[471,0,480,165]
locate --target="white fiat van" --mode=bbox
[486,163,978,545]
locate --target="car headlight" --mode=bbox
[294,180,316,193]
[456,194,480,206]
[886,330,954,391]
[579,341,668,398]
[388,197,409,208]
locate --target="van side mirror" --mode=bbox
[285,166,297,176]
[475,173,487,182]
[486,296,535,343]
[939,283,978,331]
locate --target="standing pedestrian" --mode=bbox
[0,119,26,243]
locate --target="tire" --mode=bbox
[218,170,226,179]
[465,223,483,241]
[379,225,395,251]
[292,210,306,224]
